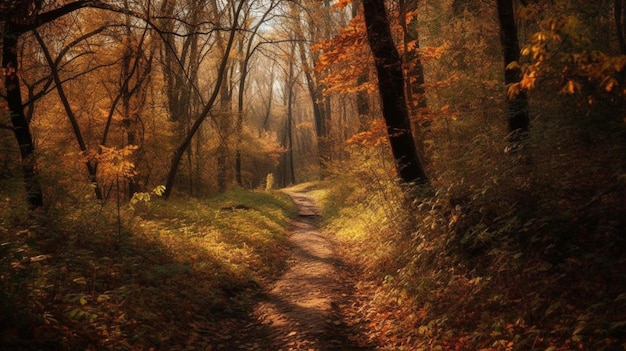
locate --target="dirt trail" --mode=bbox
[216,189,373,350]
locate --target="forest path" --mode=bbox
[217,188,373,350]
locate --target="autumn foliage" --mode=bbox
[315,0,626,350]
[2,0,626,350]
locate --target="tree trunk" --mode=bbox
[34,31,104,201]
[163,0,245,199]
[497,0,530,145]
[286,91,296,185]
[292,4,331,168]
[351,1,371,132]
[399,0,426,113]
[2,23,44,209]
[615,0,626,55]
[1,0,151,208]
[362,0,428,185]
[235,2,277,186]
[399,0,430,167]
[217,67,233,193]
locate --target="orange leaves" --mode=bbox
[561,80,580,95]
[313,13,371,95]
[1,65,18,77]
[410,42,449,61]
[346,118,388,147]
[333,0,353,9]
[314,6,443,97]
[517,13,626,103]
[520,69,537,90]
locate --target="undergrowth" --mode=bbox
[320,112,626,350]
[0,187,295,350]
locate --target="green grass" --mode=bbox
[0,188,296,350]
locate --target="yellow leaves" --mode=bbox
[129,186,165,211]
[562,16,583,41]
[519,70,537,90]
[95,145,138,184]
[73,276,88,285]
[507,83,524,100]
[505,61,520,71]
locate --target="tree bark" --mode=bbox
[399,0,430,168]
[497,0,530,144]
[2,22,44,209]
[352,1,371,132]
[362,0,428,185]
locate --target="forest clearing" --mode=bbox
[2,0,626,350]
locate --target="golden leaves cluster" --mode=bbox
[509,12,626,103]
[91,145,139,184]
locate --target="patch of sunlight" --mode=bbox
[283,181,322,193]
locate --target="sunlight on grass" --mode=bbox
[0,188,296,350]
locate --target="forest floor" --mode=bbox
[214,188,375,351]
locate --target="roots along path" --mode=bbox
[218,190,373,350]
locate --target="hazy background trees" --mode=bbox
[1,0,334,206]
[2,0,625,213]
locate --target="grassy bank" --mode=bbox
[0,188,296,350]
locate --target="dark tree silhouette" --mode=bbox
[497,0,530,146]
[362,0,428,184]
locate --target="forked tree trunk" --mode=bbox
[163,0,245,199]
[35,31,104,201]
[362,0,428,185]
